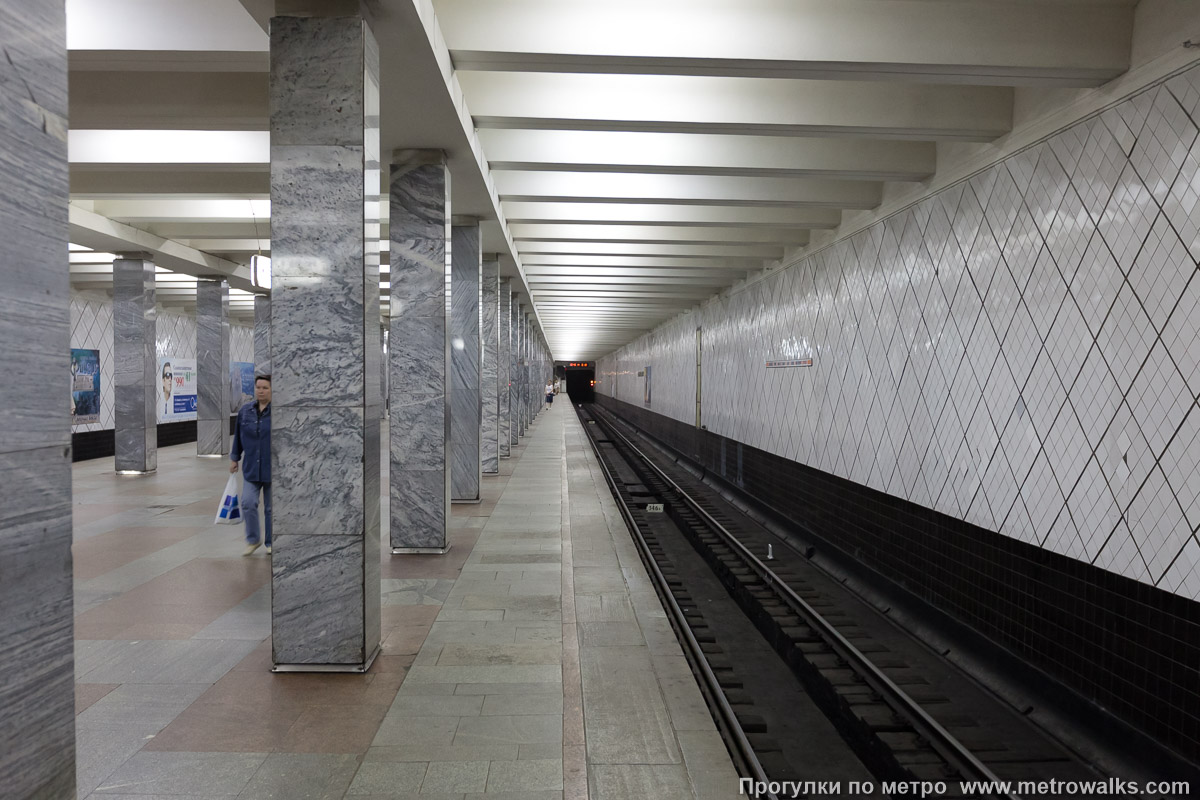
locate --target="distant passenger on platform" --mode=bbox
[231,375,272,556]
[545,380,555,407]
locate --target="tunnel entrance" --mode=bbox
[561,362,595,404]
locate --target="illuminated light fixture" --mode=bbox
[68,130,270,164]
[251,254,272,290]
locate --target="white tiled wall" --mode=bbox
[70,289,254,432]
[599,63,1200,602]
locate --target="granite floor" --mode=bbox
[69,403,739,799]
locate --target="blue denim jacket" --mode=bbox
[231,401,271,483]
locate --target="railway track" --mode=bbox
[577,402,1160,800]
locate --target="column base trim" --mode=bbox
[452,497,482,504]
[392,544,452,555]
[483,469,501,475]
[272,644,381,674]
[115,469,156,476]
[196,453,226,459]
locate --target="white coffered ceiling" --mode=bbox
[65,0,1139,355]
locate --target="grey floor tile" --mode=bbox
[451,682,563,696]
[94,752,267,796]
[363,744,518,763]
[420,760,490,793]
[372,715,459,747]
[486,759,564,792]
[516,743,563,760]
[237,754,360,800]
[436,643,562,666]
[577,622,646,648]
[381,578,455,606]
[75,639,260,685]
[481,693,563,716]
[388,694,484,717]
[75,728,156,798]
[452,715,563,746]
[345,761,427,795]
[76,682,209,733]
[590,764,695,800]
[404,665,562,684]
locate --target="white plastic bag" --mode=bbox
[215,473,242,524]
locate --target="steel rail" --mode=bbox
[594,405,1022,800]
[579,409,780,800]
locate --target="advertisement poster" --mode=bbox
[70,348,101,425]
[230,362,255,413]
[157,357,197,422]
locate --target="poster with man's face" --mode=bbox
[158,358,197,422]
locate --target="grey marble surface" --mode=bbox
[196,279,230,455]
[390,155,451,549]
[272,534,367,665]
[451,223,482,501]
[0,2,74,794]
[270,15,366,148]
[498,279,511,457]
[516,304,525,437]
[391,468,452,548]
[253,294,271,376]
[509,291,520,446]
[269,145,367,407]
[520,310,530,436]
[272,405,365,534]
[482,260,500,473]
[268,12,380,669]
[113,257,157,472]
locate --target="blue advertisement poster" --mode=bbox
[230,362,255,412]
[158,357,198,423]
[70,348,101,425]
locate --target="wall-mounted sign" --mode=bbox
[158,357,198,422]
[566,361,592,368]
[70,348,101,425]
[230,362,255,413]
[766,358,813,369]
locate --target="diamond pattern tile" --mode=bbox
[1157,535,1200,600]
[1073,118,1128,225]
[1166,63,1200,126]
[1161,404,1200,531]
[599,68,1200,598]
[1163,136,1200,261]
[1130,86,1198,203]
[1101,164,1157,274]
[1128,466,1190,580]
[1127,341,1191,459]
[1129,214,1194,334]
[1097,281,1157,394]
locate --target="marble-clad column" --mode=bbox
[196,279,230,455]
[254,294,271,376]
[498,279,511,458]
[269,9,382,670]
[0,0,75,795]
[451,220,482,501]
[481,257,500,474]
[389,149,451,552]
[516,302,526,437]
[113,255,157,473]
[523,311,534,426]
